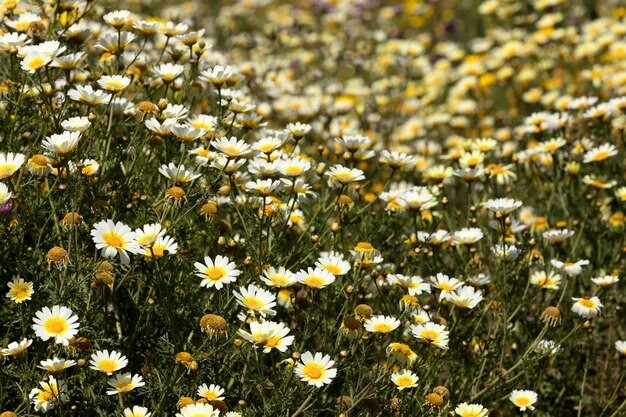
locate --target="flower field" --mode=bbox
[1,0,626,416]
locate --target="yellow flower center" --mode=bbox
[205,267,226,281]
[465,156,481,166]
[439,283,454,292]
[304,276,325,288]
[334,172,353,180]
[269,275,289,286]
[44,317,69,336]
[372,323,393,333]
[11,284,31,301]
[105,80,125,90]
[116,381,134,391]
[391,343,413,357]
[396,375,414,387]
[222,145,240,156]
[592,150,609,161]
[323,265,341,275]
[302,363,324,380]
[420,329,439,341]
[37,389,56,403]
[265,337,280,348]
[355,242,374,252]
[97,359,119,373]
[578,299,595,308]
[150,245,165,257]
[514,396,532,406]
[538,278,552,286]
[27,56,47,70]
[102,232,124,248]
[244,296,263,310]
[202,390,219,400]
[284,165,303,175]
[0,163,16,178]
[137,233,157,246]
[258,143,275,153]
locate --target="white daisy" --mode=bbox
[32,306,80,345]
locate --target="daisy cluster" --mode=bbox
[1,0,626,416]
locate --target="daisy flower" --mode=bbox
[294,352,337,387]
[68,85,112,106]
[1,338,32,356]
[529,271,562,290]
[195,255,240,289]
[6,278,34,303]
[364,315,401,334]
[200,65,240,87]
[277,157,312,177]
[98,75,131,92]
[491,244,521,261]
[350,242,384,266]
[123,406,152,417]
[134,223,167,247]
[287,122,312,138]
[212,136,252,159]
[455,403,488,417]
[398,188,437,211]
[80,159,100,176]
[197,383,225,401]
[379,150,415,170]
[91,220,141,265]
[106,373,145,395]
[535,340,563,356]
[417,230,452,246]
[41,131,82,156]
[615,341,626,355]
[29,376,67,412]
[32,306,80,345]
[583,143,617,163]
[386,342,417,365]
[154,63,185,83]
[391,369,419,390]
[295,267,336,289]
[0,152,26,180]
[38,357,77,373]
[21,52,51,73]
[453,227,484,245]
[591,275,619,288]
[482,198,522,215]
[89,350,128,375]
[233,284,277,317]
[550,259,590,277]
[171,124,206,143]
[430,273,462,300]
[542,229,575,244]
[316,255,351,276]
[144,236,178,257]
[509,390,538,411]
[336,134,371,152]
[176,403,220,417]
[145,118,175,136]
[159,163,201,185]
[103,10,133,28]
[237,320,295,353]
[450,286,483,309]
[325,165,365,186]
[259,266,297,288]
[571,297,603,318]
[536,137,567,153]
[245,179,283,196]
[388,274,431,295]
[411,322,449,350]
